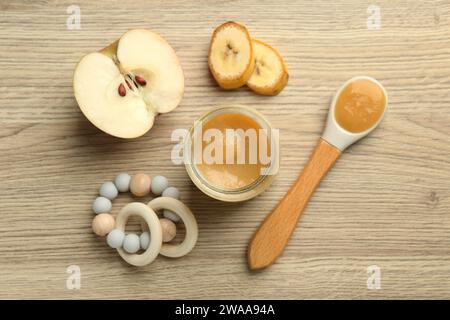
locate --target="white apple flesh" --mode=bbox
[73,29,184,138]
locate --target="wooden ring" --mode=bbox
[147,197,198,258]
[115,202,162,267]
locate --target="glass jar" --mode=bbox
[184,105,279,202]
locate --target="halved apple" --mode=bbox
[73,29,184,138]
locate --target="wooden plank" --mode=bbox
[0,0,449,299]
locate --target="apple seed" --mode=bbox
[135,75,147,86]
[118,83,126,97]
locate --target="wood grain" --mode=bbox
[0,0,450,299]
[249,139,341,270]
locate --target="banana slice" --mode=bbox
[208,21,255,89]
[247,39,288,96]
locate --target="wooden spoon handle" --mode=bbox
[248,138,341,270]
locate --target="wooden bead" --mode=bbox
[92,213,115,236]
[130,173,151,197]
[160,218,177,242]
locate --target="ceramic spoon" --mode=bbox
[248,76,388,270]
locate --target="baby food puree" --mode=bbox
[335,79,386,133]
[196,113,270,189]
[185,105,277,202]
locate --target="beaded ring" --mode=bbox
[147,197,198,258]
[115,202,162,267]
[91,173,198,266]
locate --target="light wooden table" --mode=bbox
[0,0,449,299]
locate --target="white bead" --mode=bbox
[114,173,131,192]
[123,233,140,253]
[162,187,180,199]
[107,229,124,248]
[93,196,112,214]
[140,232,150,250]
[99,181,118,200]
[163,209,181,223]
[151,175,169,195]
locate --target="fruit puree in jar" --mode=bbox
[196,113,270,190]
[335,79,386,133]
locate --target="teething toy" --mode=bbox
[91,172,198,266]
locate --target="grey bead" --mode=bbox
[162,186,180,199]
[93,196,112,214]
[123,233,140,253]
[99,181,118,200]
[114,173,131,192]
[140,232,150,250]
[163,210,181,223]
[107,229,125,249]
[151,175,169,195]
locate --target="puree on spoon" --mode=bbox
[334,79,386,133]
